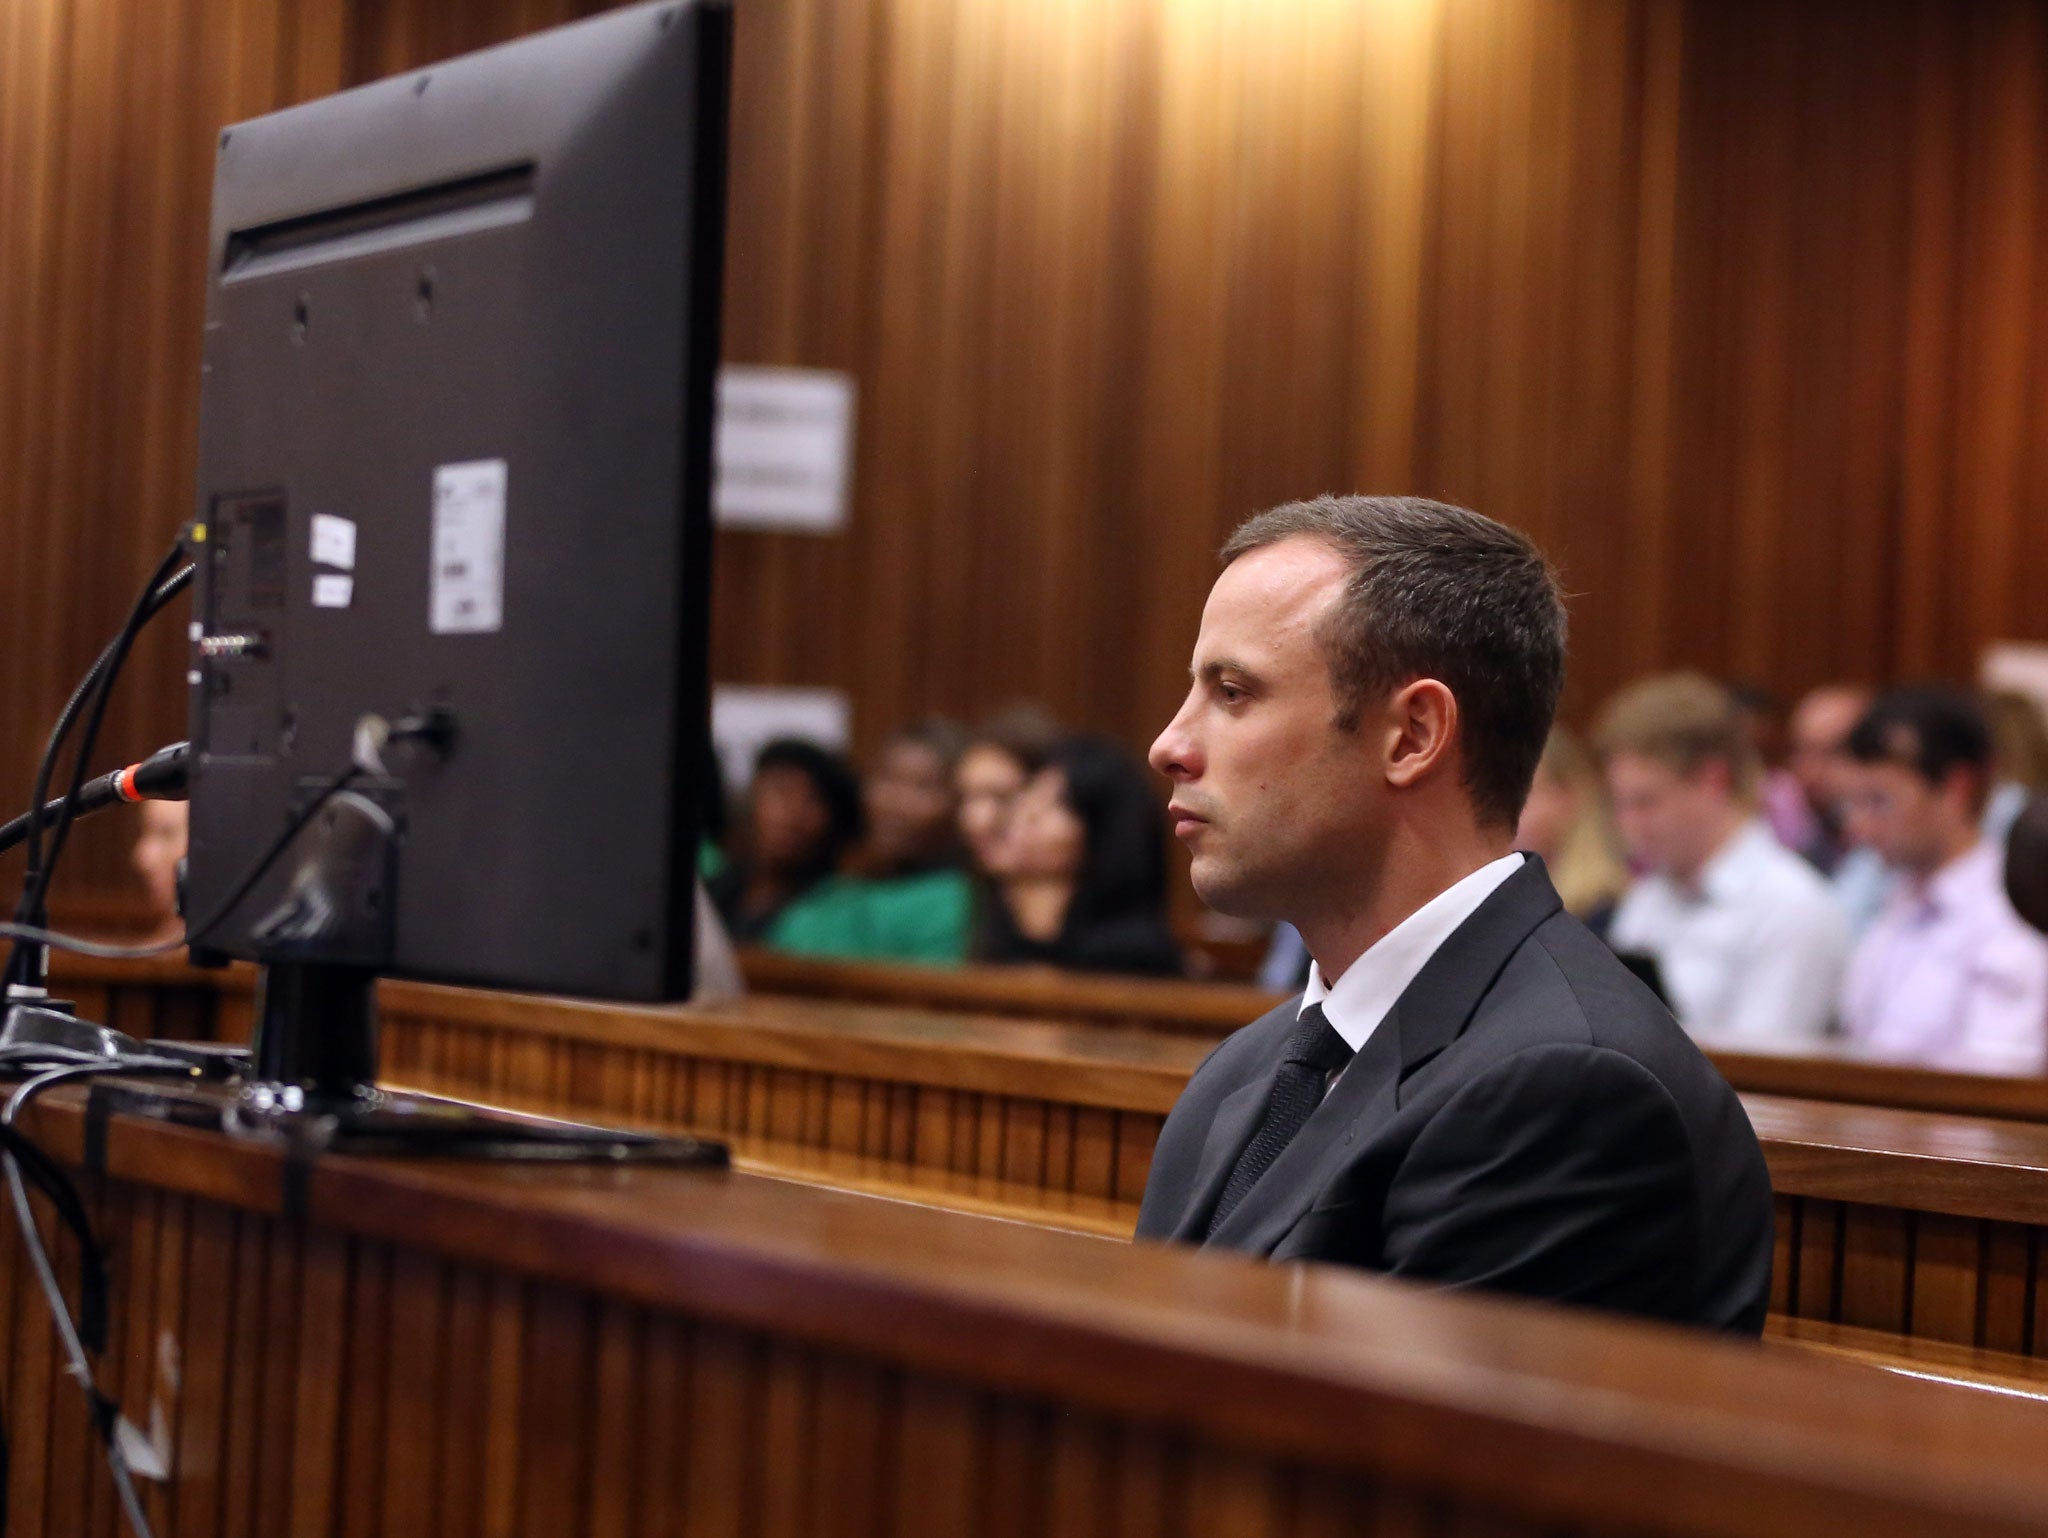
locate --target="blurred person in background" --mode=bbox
[768,719,975,965]
[1598,673,1849,1046]
[955,704,1061,876]
[1782,685,1873,874]
[1784,684,1892,936]
[1731,682,1808,858]
[1838,688,2048,1076]
[975,735,1184,976]
[862,718,971,877]
[1515,727,1628,938]
[2005,792,2048,938]
[707,738,865,944]
[131,798,189,944]
[1985,689,2048,846]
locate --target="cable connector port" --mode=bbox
[197,632,267,660]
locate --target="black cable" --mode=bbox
[0,745,189,860]
[17,550,190,925]
[18,553,189,902]
[6,554,194,995]
[1,1057,193,1538]
[0,763,364,963]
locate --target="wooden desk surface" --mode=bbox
[22,1086,2048,1538]
[49,952,2048,1381]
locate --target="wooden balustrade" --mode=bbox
[735,952,2048,1123]
[13,1085,2048,1537]
[45,954,2048,1387]
[60,952,2048,1125]
[735,948,1273,1037]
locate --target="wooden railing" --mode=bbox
[65,951,2048,1124]
[46,955,2048,1390]
[14,1085,2048,1536]
[734,951,2048,1121]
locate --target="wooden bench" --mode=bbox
[736,946,1274,1036]
[48,957,2048,1390]
[738,951,2048,1122]
[15,1084,2048,1537]
[60,951,2048,1124]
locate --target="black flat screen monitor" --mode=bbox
[185,0,730,1002]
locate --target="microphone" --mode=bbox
[104,741,190,804]
[0,742,189,857]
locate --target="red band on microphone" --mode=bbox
[113,767,143,803]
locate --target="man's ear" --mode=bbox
[1383,678,1458,791]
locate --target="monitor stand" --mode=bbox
[215,958,727,1164]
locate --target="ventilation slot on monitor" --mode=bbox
[222,163,537,282]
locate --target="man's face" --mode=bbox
[1147,537,1386,920]
[1787,689,1868,826]
[956,745,1027,869]
[131,799,188,922]
[1604,750,1728,880]
[1840,758,1967,876]
[750,765,830,872]
[986,768,1086,881]
[865,741,956,866]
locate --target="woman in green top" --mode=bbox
[767,720,975,965]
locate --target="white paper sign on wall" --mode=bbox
[713,366,856,533]
[1983,642,2048,722]
[710,685,852,794]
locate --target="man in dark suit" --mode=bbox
[1141,495,1774,1333]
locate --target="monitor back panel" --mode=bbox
[187,0,730,1000]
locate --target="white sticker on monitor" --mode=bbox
[312,573,354,609]
[310,512,356,570]
[430,459,507,634]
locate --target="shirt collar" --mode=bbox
[1917,839,1999,915]
[1300,852,1526,1053]
[1692,819,1775,904]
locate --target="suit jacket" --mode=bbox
[1135,858,1775,1333]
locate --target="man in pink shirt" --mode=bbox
[1839,688,2048,1075]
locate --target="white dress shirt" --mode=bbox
[1608,820,1849,1045]
[1300,852,1526,1054]
[1839,840,2048,1076]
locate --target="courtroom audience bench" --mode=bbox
[736,947,1272,1036]
[46,955,2048,1396]
[17,1084,2048,1537]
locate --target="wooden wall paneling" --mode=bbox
[220,1210,271,1537]
[1912,1212,1986,1348]
[1347,0,1438,496]
[382,1249,451,1536]
[1724,1,1801,693]
[1124,0,1245,744]
[26,0,2048,921]
[1892,0,1966,681]
[1975,1221,2034,1356]
[1617,0,1684,682]
[287,1227,350,1538]
[46,1194,97,1538]
[1952,5,2045,676]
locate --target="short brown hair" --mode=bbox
[1220,495,1567,829]
[1592,673,1758,795]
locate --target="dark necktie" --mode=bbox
[1206,1003,1355,1237]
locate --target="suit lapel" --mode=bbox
[1388,855,1562,1091]
[1169,1074,1273,1240]
[1202,857,1567,1252]
[1203,1012,1404,1250]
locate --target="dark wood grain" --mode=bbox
[17,1087,2048,1536]
[18,1,2048,920]
[58,952,2048,1381]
